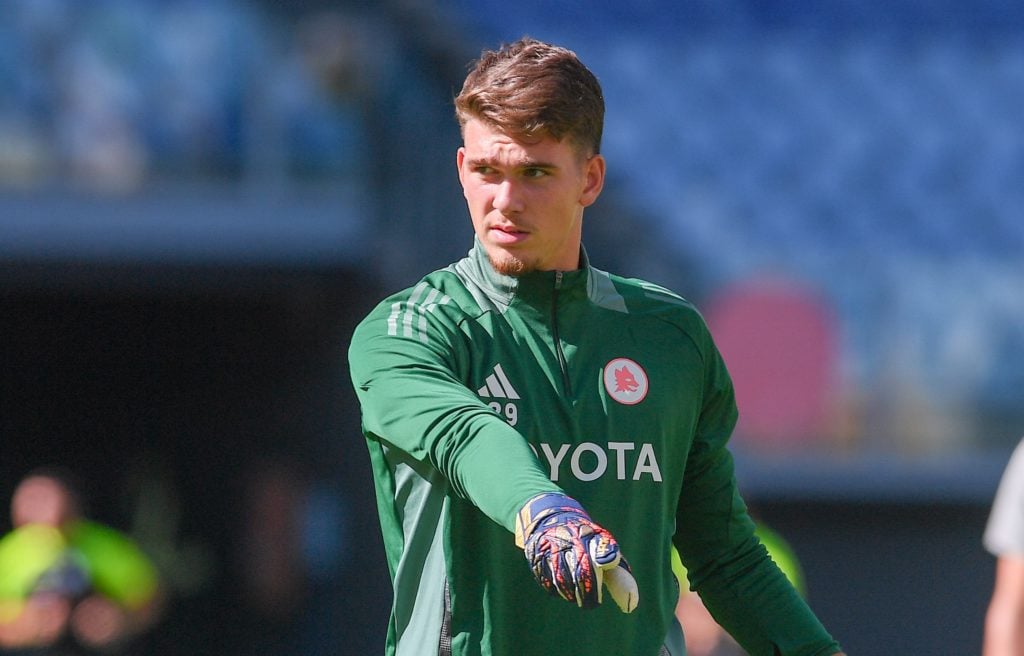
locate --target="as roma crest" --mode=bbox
[603,358,649,405]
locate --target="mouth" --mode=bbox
[488,225,529,245]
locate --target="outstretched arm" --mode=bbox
[985,554,1024,656]
[349,288,635,611]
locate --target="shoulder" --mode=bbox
[1006,439,1024,476]
[363,269,464,317]
[0,524,66,561]
[350,266,487,347]
[593,268,712,341]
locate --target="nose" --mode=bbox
[492,180,523,214]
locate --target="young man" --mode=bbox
[349,37,846,656]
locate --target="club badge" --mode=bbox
[603,358,648,405]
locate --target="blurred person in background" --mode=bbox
[349,37,845,655]
[983,438,1024,656]
[0,468,163,653]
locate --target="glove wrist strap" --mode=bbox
[513,492,583,548]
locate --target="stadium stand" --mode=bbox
[1,0,1022,453]
[442,0,1024,454]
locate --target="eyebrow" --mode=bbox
[466,155,559,171]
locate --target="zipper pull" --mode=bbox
[554,270,563,290]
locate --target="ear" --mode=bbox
[579,154,606,208]
[456,147,468,195]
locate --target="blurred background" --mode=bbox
[1,0,1021,653]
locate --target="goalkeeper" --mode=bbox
[349,37,846,656]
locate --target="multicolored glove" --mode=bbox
[514,493,639,613]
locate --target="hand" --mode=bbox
[0,594,71,648]
[514,493,638,612]
[70,595,128,647]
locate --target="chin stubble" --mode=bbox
[489,253,528,276]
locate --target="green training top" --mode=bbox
[348,241,841,656]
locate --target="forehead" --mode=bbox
[14,476,70,504]
[462,119,577,164]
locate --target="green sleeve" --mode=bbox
[349,294,559,531]
[71,521,159,610]
[673,335,841,656]
[0,525,67,600]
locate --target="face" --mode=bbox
[12,475,77,528]
[457,118,605,275]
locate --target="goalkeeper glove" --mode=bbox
[514,492,639,613]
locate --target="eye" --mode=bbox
[473,165,504,181]
[522,167,549,179]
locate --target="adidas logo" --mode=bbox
[477,363,520,400]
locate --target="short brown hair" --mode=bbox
[454,37,604,157]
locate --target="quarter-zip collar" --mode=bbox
[460,238,591,312]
